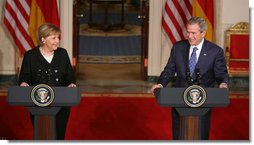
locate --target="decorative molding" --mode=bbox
[79,55,141,63]
[147,76,159,83]
[0,75,18,85]
[226,22,249,34]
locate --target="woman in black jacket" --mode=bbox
[18,23,76,140]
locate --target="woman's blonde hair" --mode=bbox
[37,23,61,46]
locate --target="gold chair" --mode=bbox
[225,22,249,77]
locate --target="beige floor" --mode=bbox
[75,63,153,95]
[77,63,143,80]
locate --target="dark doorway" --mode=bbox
[73,0,148,81]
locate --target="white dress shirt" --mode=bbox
[189,38,205,62]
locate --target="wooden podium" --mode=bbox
[155,86,229,140]
[7,85,80,140]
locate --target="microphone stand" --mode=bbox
[195,69,201,86]
[186,69,193,86]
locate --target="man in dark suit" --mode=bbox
[151,17,229,140]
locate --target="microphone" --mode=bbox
[186,69,192,86]
[36,68,52,84]
[195,68,201,85]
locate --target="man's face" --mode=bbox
[186,23,206,46]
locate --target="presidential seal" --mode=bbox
[31,84,55,107]
[183,85,206,107]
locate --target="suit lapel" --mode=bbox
[196,40,209,70]
[184,43,190,69]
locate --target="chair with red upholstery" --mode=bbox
[225,22,249,77]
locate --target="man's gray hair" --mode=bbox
[187,17,208,32]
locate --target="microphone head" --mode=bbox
[186,68,190,75]
[195,68,200,75]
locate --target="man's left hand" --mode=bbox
[219,83,228,88]
[68,83,77,87]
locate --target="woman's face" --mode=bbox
[43,32,60,51]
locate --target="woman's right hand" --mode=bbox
[150,84,163,95]
[20,82,29,87]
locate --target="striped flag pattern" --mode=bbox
[4,0,59,55]
[162,0,214,44]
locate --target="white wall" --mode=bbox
[148,0,165,77]
[59,0,73,63]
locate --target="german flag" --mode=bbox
[192,0,214,42]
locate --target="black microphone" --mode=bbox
[36,68,52,84]
[195,68,201,85]
[186,69,192,86]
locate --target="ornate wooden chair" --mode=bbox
[225,22,249,77]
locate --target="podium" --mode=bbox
[155,86,229,140]
[7,85,80,140]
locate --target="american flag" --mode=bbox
[4,0,35,54]
[162,0,193,43]
[3,0,59,55]
[162,0,214,43]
